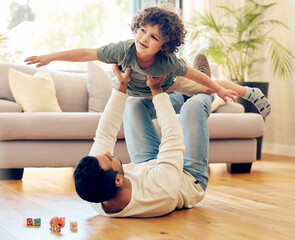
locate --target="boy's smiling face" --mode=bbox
[134,24,164,58]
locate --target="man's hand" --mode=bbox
[216,87,239,103]
[147,75,165,96]
[24,54,52,68]
[112,64,131,93]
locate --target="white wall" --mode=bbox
[261,0,295,157]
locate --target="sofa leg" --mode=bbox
[0,168,24,180]
[227,163,252,174]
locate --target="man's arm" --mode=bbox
[147,76,185,187]
[24,49,98,68]
[88,66,130,156]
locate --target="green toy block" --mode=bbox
[33,218,41,226]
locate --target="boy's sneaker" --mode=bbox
[193,54,211,78]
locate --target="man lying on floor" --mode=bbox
[73,65,205,217]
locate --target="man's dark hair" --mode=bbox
[131,6,186,55]
[74,156,118,203]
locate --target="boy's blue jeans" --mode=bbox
[123,92,212,191]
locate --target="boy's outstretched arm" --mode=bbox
[184,66,238,103]
[24,49,98,68]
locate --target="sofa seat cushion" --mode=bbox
[0,112,125,140]
[0,112,263,141]
[214,102,244,113]
[0,100,22,112]
[153,112,264,139]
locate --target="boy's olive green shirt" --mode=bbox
[97,39,188,97]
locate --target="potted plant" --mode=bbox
[188,0,294,83]
[188,0,294,163]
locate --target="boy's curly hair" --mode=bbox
[131,7,186,55]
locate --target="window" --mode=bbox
[0,0,202,68]
[133,0,183,15]
[0,0,132,69]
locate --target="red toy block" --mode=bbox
[26,218,33,226]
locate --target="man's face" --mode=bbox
[95,152,124,175]
[134,24,163,57]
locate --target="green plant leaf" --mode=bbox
[188,0,294,82]
[268,39,295,80]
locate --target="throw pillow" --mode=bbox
[211,95,226,112]
[48,69,88,112]
[87,62,114,112]
[9,68,62,112]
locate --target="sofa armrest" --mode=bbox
[208,113,264,139]
[214,102,244,113]
[0,99,22,112]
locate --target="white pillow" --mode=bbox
[211,94,237,112]
[87,62,114,112]
[9,68,62,112]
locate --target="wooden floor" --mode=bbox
[0,154,294,240]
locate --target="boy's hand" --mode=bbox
[216,87,238,103]
[112,64,131,93]
[147,75,165,96]
[24,54,52,68]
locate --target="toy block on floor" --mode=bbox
[33,218,41,226]
[70,221,77,232]
[25,218,33,226]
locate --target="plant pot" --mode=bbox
[237,82,269,160]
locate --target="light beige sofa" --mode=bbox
[0,62,265,180]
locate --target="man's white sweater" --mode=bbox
[88,89,205,217]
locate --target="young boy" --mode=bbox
[25,6,270,117]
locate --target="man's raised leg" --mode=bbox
[179,93,211,191]
[177,53,213,191]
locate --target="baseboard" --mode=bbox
[262,143,295,157]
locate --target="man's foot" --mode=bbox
[193,53,211,78]
[244,87,271,118]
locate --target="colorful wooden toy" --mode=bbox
[33,218,41,226]
[49,217,65,232]
[26,218,33,226]
[70,221,77,232]
[61,217,65,226]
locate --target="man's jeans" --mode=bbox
[123,92,212,191]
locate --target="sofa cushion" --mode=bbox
[9,68,62,112]
[0,112,125,140]
[214,102,244,113]
[0,112,263,141]
[48,69,88,112]
[0,62,88,112]
[211,95,226,112]
[87,62,114,112]
[0,62,40,101]
[0,100,22,112]
[153,112,264,139]
[207,113,264,138]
